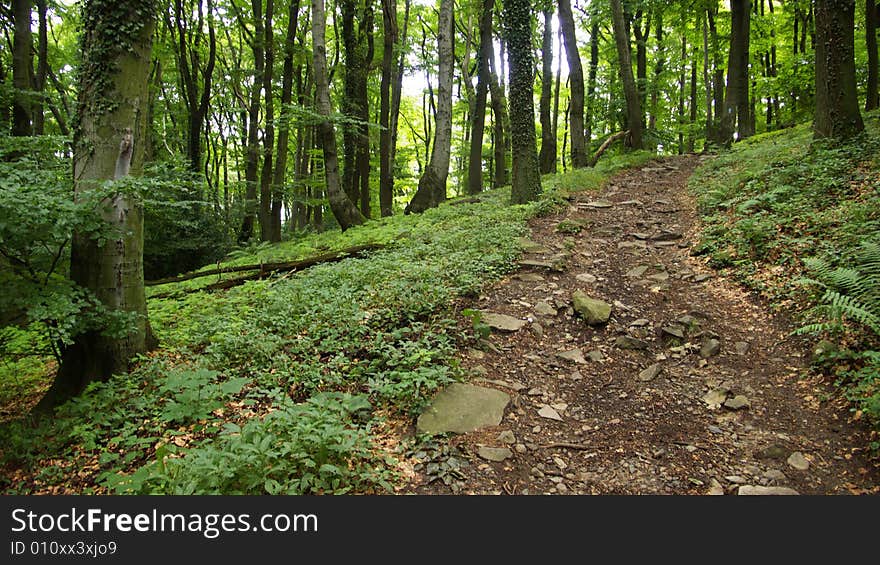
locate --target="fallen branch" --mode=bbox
[146,243,386,288]
[539,442,594,451]
[588,130,628,167]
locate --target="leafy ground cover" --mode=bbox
[690,113,880,437]
[0,152,652,494]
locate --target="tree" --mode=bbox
[379,0,399,215]
[467,0,494,194]
[504,0,541,204]
[867,0,878,110]
[340,0,374,218]
[166,0,216,174]
[537,6,556,174]
[11,0,33,136]
[720,0,752,143]
[39,0,157,407]
[610,0,643,149]
[814,0,864,139]
[559,0,587,167]
[406,0,453,214]
[269,0,301,241]
[312,0,366,228]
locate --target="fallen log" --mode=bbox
[145,243,386,288]
[588,130,628,167]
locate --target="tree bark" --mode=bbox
[406,0,453,214]
[33,0,48,135]
[720,0,752,143]
[11,0,33,136]
[559,0,587,168]
[312,0,365,228]
[504,0,542,204]
[259,0,276,241]
[487,28,509,188]
[537,7,556,174]
[814,0,865,139]
[340,0,374,218]
[867,0,879,110]
[238,0,266,242]
[41,0,156,408]
[379,0,398,215]
[610,0,643,150]
[585,19,600,160]
[270,0,301,242]
[468,0,495,194]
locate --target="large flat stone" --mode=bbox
[416,383,510,434]
[481,312,527,332]
[737,485,800,496]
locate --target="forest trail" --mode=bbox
[402,155,880,495]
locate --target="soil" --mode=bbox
[399,155,880,495]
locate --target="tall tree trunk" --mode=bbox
[559,0,587,167]
[585,19,599,162]
[379,0,398,215]
[814,0,865,139]
[271,0,301,242]
[706,3,726,143]
[11,0,33,136]
[867,0,879,110]
[389,0,410,198]
[719,0,751,144]
[610,0,643,149]
[678,33,686,153]
[239,0,266,242]
[631,8,650,130]
[552,26,563,158]
[312,0,365,228]
[537,7,556,174]
[504,0,542,204]
[688,41,698,152]
[41,0,156,408]
[649,11,664,132]
[406,0,453,214]
[487,30,509,188]
[259,0,276,241]
[340,0,373,217]
[468,0,495,194]
[33,0,48,135]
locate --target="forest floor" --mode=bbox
[400,155,880,495]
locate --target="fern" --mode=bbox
[799,239,880,340]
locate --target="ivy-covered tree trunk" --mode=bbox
[867,0,879,111]
[11,0,33,137]
[340,0,374,218]
[559,0,586,168]
[406,0,453,214]
[610,0,643,150]
[41,0,156,408]
[504,0,541,204]
[312,0,365,229]
[537,7,556,175]
[467,0,494,194]
[814,0,865,139]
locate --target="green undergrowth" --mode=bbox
[1,153,647,494]
[691,114,880,436]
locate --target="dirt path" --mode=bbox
[402,155,879,495]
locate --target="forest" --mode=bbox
[0,0,878,495]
